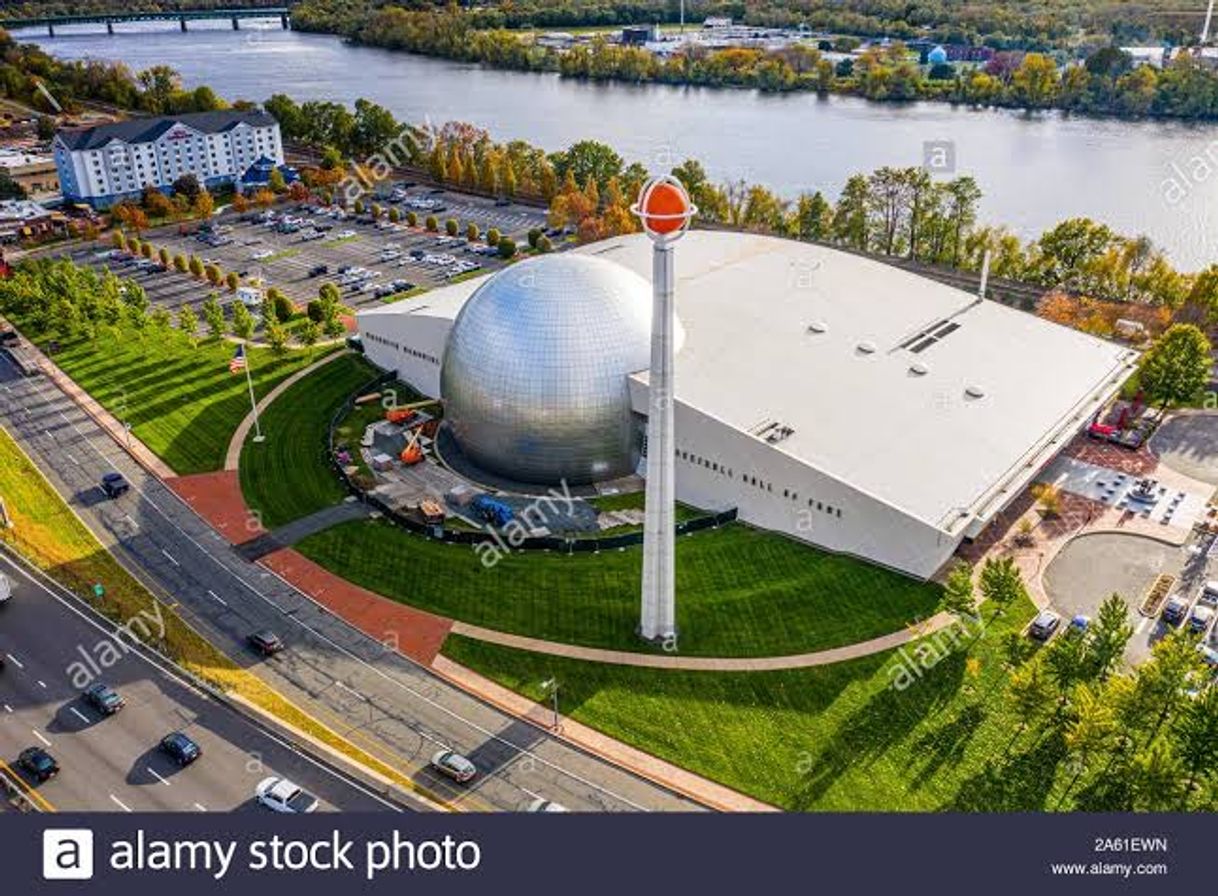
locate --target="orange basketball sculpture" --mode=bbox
[633,176,695,242]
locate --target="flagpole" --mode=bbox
[242,340,265,443]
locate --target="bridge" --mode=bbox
[1,7,292,37]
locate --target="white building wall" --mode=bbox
[646,391,960,579]
[359,311,450,397]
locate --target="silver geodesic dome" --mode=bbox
[440,253,656,485]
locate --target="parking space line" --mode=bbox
[110,794,133,812]
[32,729,51,746]
[69,707,90,724]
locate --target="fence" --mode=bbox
[328,377,737,552]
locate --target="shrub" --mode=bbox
[497,237,517,259]
[445,218,459,236]
[406,210,418,227]
[536,234,553,253]
[172,254,187,272]
[188,255,204,277]
[111,230,126,250]
[306,299,325,323]
[527,227,542,249]
[353,199,366,215]
[486,227,501,247]
[388,207,401,223]
[425,215,438,232]
[225,271,240,291]
[270,289,294,323]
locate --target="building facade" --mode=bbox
[357,232,1136,580]
[53,110,284,209]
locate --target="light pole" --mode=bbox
[540,677,560,730]
[631,177,695,647]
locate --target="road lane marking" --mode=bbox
[69,707,90,724]
[161,549,179,567]
[333,680,366,701]
[32,730,51,746]
[148,767,171,786]
[1137,616,1152,635]
[193,802,207,811]
[5,653,23,669]
[207,589,228,606]
[37,680,47,689]
[110,794,133,812]
[2,704,11,713]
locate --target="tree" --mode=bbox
[795,191,832,241]
[270,290,294,323]
[1065,683,1117,778]
[323,315,346,340]
[1128,739,1185,811]
[940,561,976,617]
[225,271,240,292]
[111,231,127,251]
[157,247,170,266]
[445,218,459,236]
[1174,687,1218,794]
[265,319,289,355]
[205,264,222,286]
[201,293,225,340]
[979,556,1027,615]
[425,215,438,232]
[231,302,255,340]
[0,168,27,200]
[319,282,341,310]
[486,227,501,247]
[552,140,623,190]
[1008,656,1052,732]
[1011,53,1060,108]
[1138,324,1211,409]
[297,318,322,352]
[171,174,201,201]
[188,255,204,278]
[177,304,198,343]
[1088,594,1134,681]
[172,253,187,273]
[193,190,214,220]
[466,222,479,242]
[498,237,517,259]
[268,168,287,194]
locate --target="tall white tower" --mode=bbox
[632,177,695,646]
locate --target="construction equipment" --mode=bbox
[400,429,424,465]
[419,499,445,524]
[386,407,416,425]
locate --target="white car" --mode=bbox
[526,798,568,813]
[255,777,319,813]
[430,749,476,783]
[337,229,356,239]
[0,572,12,604]
[251,249,274,260]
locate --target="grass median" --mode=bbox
[0,424,447,808]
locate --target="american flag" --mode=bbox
[229,344,247,374]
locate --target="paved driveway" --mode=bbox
[1043,532,1192,665]
[1152,413,1218,485]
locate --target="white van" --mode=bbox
[0,572,12,604]
[236,287,262,307]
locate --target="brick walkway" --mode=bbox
[1062,431,1157,477]
[260,547,454,665]
[165,470,266,545]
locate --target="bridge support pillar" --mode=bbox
[180,17,188,32]
[106,20,114,35]
[281,13,289,29]
[47,23,54,37]
[232,16,240,30]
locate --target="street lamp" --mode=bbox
[631,176,695,647]
[540,677,560,730]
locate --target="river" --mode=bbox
[15,19,1218,269]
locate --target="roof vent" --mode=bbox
[964,384,986,399]
[910,362,930,376]
[807,320,828,334]
[856,340,876,355]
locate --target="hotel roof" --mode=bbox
[55,109,277,152]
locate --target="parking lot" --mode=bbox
[1043,530,1218,666]
[61,184,549,318]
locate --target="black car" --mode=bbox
[18,746,58,782]
[247,630,285,656]
[494,197,512,206]
[100,472,129,498]
[82,682,125,716]
[0,327,18,347]
[159,731,201,767]
[308,264,329,277]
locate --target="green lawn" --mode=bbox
[443,598,1066,811]
[40,331,331,475]
[297,519,942,657]
[240,352,379,529]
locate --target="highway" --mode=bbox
[0,357,700,812]
[0,555,399,813]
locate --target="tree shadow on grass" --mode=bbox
[790,649,968,810]
[907,701,987,792]
[939,726,1067,811]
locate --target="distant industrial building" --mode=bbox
[0,149,59,198]
[52,109,284,209]
[0,199,64,243]
[358,231,1136,579]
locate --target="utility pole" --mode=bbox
[1205,0,1216,44]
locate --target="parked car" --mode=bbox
[307,264,330,278]
[1029,609,1061,641]
[255,777,318,813]
[1189,604,1215,634]
[1068,614,1091,635]
[251,249,274,260]
[1162,595,1191,626]
[18,746,58,782]
[1200,581,1218,608]
[526,798,568,812]
[82,682,125,716]
[159,731,201,767]
[100,472,130,499]
[247,630,285,656]
[430,749,477,783]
